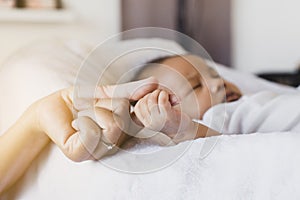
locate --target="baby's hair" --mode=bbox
[134,54,181,81]
[148,55,178,64]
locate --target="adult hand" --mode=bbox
[35,77,158,162]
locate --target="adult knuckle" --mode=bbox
[61,142,88,162]
[114,99,129,113]
[64,150,84,162]
[107,120,122,133]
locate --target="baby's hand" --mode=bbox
[134,89,192,140]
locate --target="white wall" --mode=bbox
[64,0,120,30]
[0,0,120,65]
[232,0,300,73]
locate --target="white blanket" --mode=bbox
[5,132,300,200]
[203,91,300,134]
[1,39,300,200]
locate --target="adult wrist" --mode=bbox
[23,102,50,143]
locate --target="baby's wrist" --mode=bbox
[172,118,198,144]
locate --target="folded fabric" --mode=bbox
[203,91,300,134]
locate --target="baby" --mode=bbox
[132,54,242,144]
[132,54,300,144]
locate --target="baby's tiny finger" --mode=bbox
[158,90,172,114]
[134,99,149,124]
[148,89,161,115]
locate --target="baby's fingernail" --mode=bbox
[169,94,180,106]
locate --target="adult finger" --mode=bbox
[64,77,158,111]
[78,108,123,143]
[94,98,143,136]
[94,77,158,100]
[63,116,102,162]
[60,87,95,112]
[94,98,130,117]
[75,109,119,159]
[73,115,121,161]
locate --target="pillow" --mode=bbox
[208,60,297,95]
[0,39,91,134]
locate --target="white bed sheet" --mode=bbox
[1,38,300,200]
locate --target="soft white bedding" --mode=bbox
[6,131,300,200]
[202,91,300,135]
[1,38,300,200]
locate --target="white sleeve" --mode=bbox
[202,91,300,134]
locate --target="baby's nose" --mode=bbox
[210,78,225,93]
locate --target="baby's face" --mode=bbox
[143,55,242,119]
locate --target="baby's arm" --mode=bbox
[134,89,219,144]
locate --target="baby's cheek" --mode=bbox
[172,103,196,120]
[179,95,202,119]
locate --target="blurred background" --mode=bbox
[0,0,300,75]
